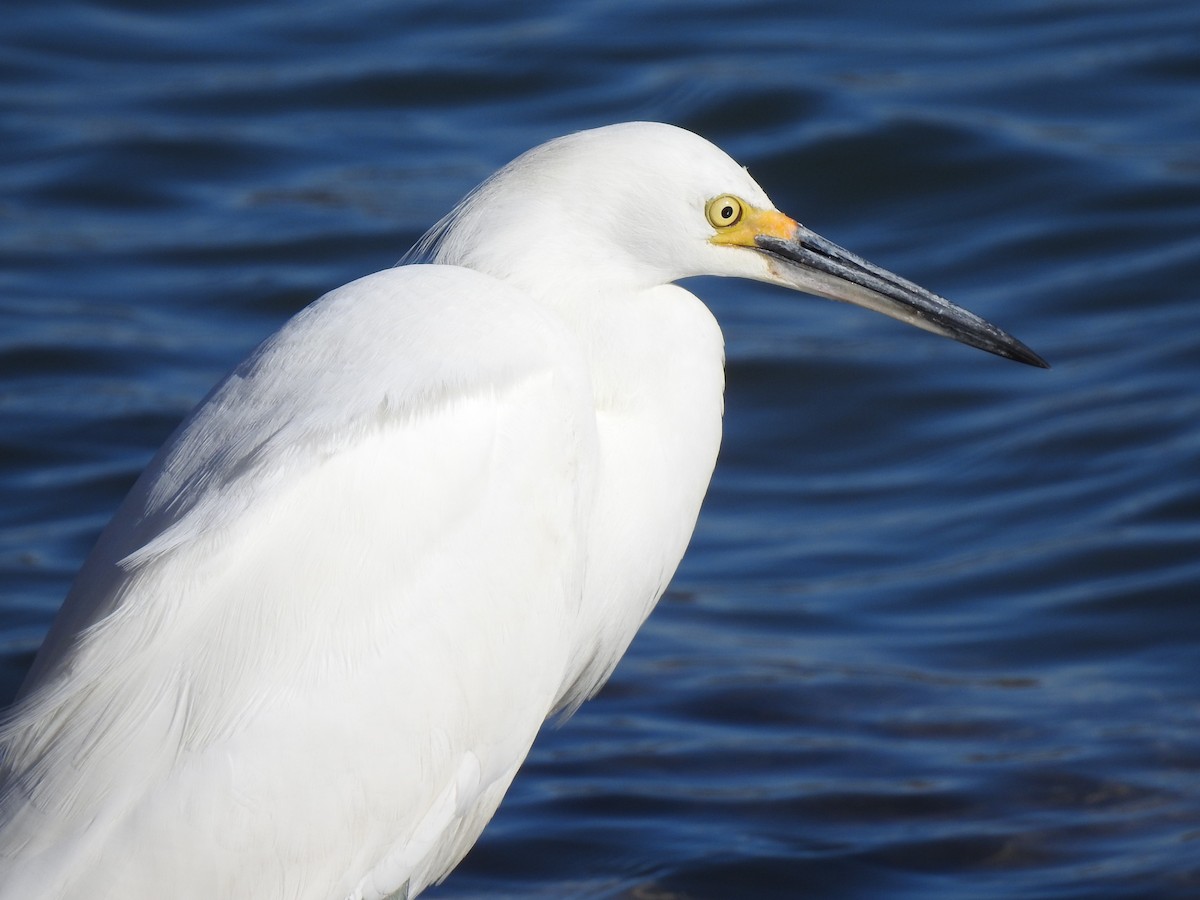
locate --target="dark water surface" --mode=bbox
[3,1,1199,897]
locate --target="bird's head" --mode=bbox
[416,122,1046,367]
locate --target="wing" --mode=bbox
[0,265,599,899]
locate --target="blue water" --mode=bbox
[3,1,1199,897]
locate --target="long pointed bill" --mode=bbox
[753,221,1048,368]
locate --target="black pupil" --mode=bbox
[721,205,734,220]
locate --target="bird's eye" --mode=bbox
[706,195,744,229]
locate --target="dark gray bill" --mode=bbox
[756,227,1048,368]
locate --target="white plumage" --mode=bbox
[0,122,1042,899]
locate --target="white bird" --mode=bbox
[0,122,1045,899]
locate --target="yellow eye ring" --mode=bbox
[705,195,744,229]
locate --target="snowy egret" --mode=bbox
[0,122,1045,899]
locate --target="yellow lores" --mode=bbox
[706,193,798,246]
